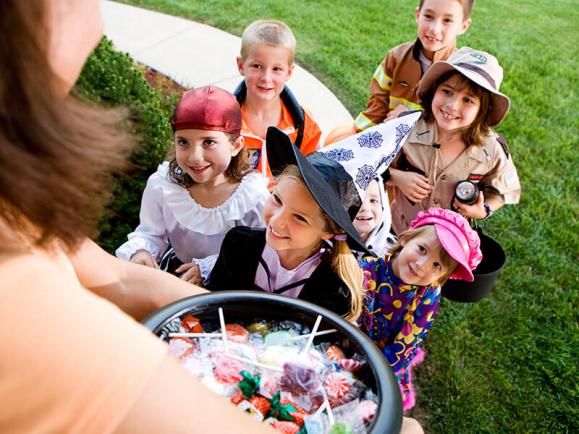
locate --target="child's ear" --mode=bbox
[321,232,334,241]
[415,6,421,23]
[458,17,472,35]
[286,63,295,81]
[231,136,244,156]
[236,56,245,76]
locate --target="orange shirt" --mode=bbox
[0,249,167,433]
[241,100,321,187]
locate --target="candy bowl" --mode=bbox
[142,290,402,433]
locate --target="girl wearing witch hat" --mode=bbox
[208,127,370,321]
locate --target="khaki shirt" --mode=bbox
[391,117,521,233]
[354,39,455,131]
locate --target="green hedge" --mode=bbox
[76,37,178,253]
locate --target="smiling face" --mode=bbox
[353,180,383,242]
[415,0,471,59]
[236,44,294,103]
[431,74,481,135]
[174,129,242,186]
[263,176,333,267]
[391,226,451,286]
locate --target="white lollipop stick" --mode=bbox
[168,332,222,338]
[302,315,323,354]
[218,307,229,353]
[291,329,338,341]
[224,353,284,373]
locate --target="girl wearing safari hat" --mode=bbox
[359,207,483,411]
[209,127,372,321]
[387,47,521,234]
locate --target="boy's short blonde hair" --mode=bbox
[419,0,475,20]
[240,20,296,64]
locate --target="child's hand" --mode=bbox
[383,104,408,122]
[393,170,432,203]
[176,262,203,286]
[130,249,159,269]
[453,192,486,219]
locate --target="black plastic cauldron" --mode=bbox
[442,230,506,302]
[142,291,402,434]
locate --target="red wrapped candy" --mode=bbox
[326,345,346,362]
[181,314,203,333]
[323,372,350,400]
[338,357,363,373]
[250,396,271,417]
[213,354,244,383]
[225,324,250,343]
[270,420,301,434]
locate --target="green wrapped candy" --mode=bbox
[264,330,294,347]
[328,422,353,434]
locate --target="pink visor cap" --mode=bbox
[410,208,483,282]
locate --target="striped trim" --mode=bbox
[354,113,377,131]
[389,96,422,111]
[372,64,392,91]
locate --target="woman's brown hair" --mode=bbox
[0,0,135,252]
[420,70,493,147]
[167,133,251,188]
[278,165,364,322]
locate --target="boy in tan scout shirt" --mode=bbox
[235,20,321,185]
[325,0,473,144]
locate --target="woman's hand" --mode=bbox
[175,263,203,286]
[130,250,159,269]
[453,192,487,219]
[391,169,432,203]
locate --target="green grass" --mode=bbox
[112,1,578,432]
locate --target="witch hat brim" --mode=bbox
[266,127,372,256]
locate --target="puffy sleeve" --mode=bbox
[116,168,169,262]
[354,53,394,131]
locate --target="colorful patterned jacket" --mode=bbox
[358,254,441,377]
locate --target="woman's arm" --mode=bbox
[69,239,207,320]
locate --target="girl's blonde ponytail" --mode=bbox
[328,239,364,322]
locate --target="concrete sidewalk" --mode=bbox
[102,0,352,139]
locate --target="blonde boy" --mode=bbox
[325,0,473,144]
[235,20,321,183]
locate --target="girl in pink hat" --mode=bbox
[358,207,482,412]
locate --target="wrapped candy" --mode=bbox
[225,324,250,343]
[213,353,245,384]
[248,321,270,335]
[358,399,377,424]
[323,373,350,400]
[168,337,194,360]
[181,314,203,333]
[326,345,346,362]
[264,330,294,347]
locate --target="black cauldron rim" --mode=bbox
[142,290,402,434]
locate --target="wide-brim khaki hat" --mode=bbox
[417,47,510,127]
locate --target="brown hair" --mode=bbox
[418,0,475,20]
[240,20,296,64]
[167,133,251,188]
[0,0,135,253]
[420,70,493,147]
[389,225,458,285]
[278,165,364,322]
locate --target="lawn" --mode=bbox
[106,1,578,432]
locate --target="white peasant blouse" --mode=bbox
[116,162,270,276]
